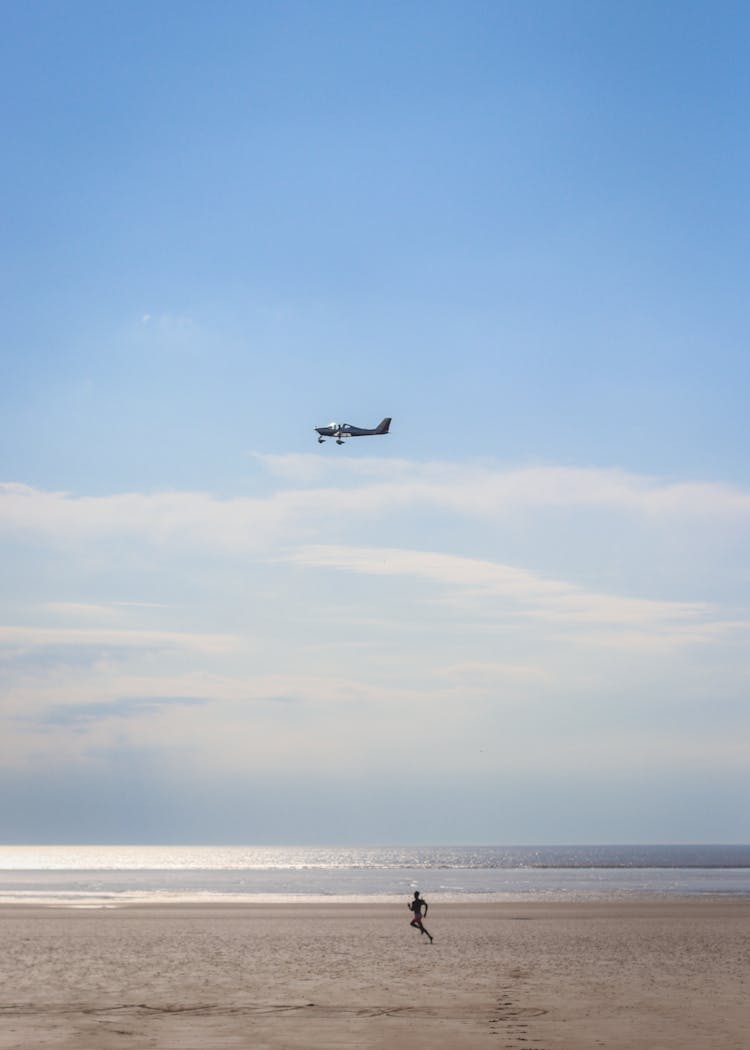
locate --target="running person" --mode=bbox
[408,890,433,942]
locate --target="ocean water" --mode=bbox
[1,845,749,905]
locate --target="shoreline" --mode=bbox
[2,891,750,912]
[3,894,750,912]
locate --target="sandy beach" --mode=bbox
[1,900,748,1049]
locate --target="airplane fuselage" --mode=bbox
[315,418,391,444]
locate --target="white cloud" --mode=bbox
[44,602,120,621]
[0,625,238,655]
[3,464,747,660]
[283,544,713,632]
[2,462,749,783]
[2,463,749,565]
[0,483,300,550]
[250,456,750,520]
[42,602,170,621]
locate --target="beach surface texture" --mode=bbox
[1,901,748,1049]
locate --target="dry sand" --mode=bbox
[1,900,748,1049]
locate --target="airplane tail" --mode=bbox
[375,417,392,434]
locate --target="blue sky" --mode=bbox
[1,1,749,843]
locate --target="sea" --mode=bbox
[1,844,749,906]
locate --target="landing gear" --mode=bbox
[318,437,325,443]
[336,438,345,445]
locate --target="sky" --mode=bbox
[1,1,749,844]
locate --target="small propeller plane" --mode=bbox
[315,417,392,445]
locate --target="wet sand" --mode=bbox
[1,900,748,1049]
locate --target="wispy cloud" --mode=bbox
[136,311,195,336]
[250,456,750,520]
[284,544,711,628]
[20,695,209,727]
[3,464,750,556]
[42,601,170,621]
[0,625,238,655]
[44,602,120,621]
[0,482,340,551]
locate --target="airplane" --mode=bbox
[315,417,392,445]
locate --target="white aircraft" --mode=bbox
[315,417,392,445]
